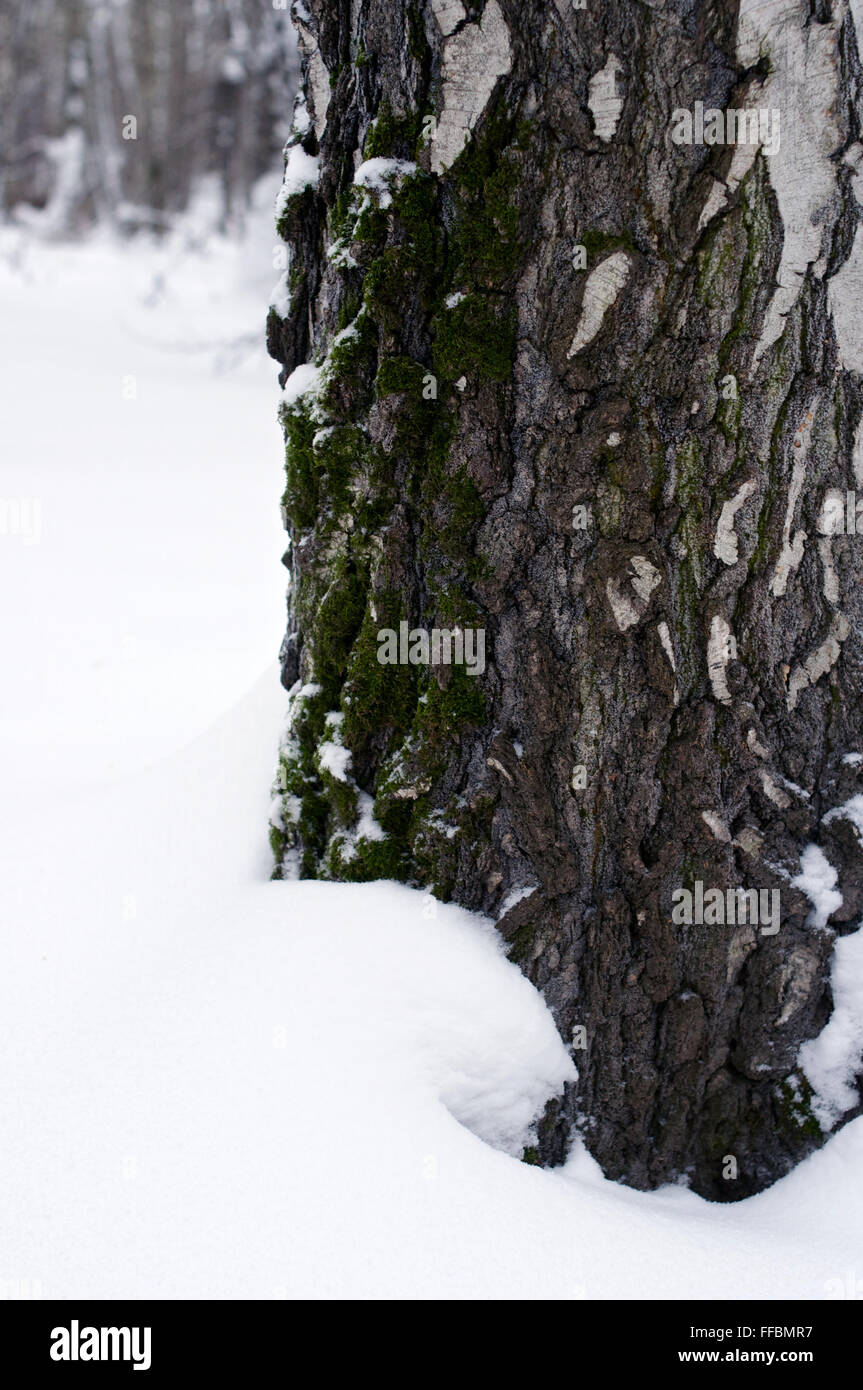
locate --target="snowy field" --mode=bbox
[1,186,862,1301]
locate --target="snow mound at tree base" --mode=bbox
[1,669,862,1300]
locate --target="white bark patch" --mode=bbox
[829,224,863,373]
[605,578,640,631]
[727,927,758,984]
[853,414,863,488]
[431,0,466,36]
[776,948,820,1026]
[701,810,731,842]
[737,1,843,370]
[818,537,840,604]
[486,756,513,785]
[708,615,736,705]
[770,411,813,597]
[747,728,769,760]
[567,251,631,358]
[734,826,764,858]
[697,179,728,232]
[786,613,850,711]
[655,622,675,706]
[658,621,680,705]
[390,781,432,800]
[430,0,512,176]
[714,479,756,565]
[629,555,660,603]
[606,556,660,631]
[295,20,330,141]
[588,54,624,141]
[658,621,676,671]
[844,134,863,201]
[697,136,759,232]
[760,770,791,809]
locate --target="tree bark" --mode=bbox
[269,0,863,1200]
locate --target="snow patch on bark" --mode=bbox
[354,158,417,209]
[336,791,387,864]
[792,843,842,930]
[275,145,320,216]
[269,268,292,319]
[799,924,863,1128]
[567,251,630,358]
[824,793,863,847]
[318,741,352,781]
[282,361,323,407]
[430,0,512,176]
[799,789,863,1127]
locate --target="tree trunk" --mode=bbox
[268,0,863,1200]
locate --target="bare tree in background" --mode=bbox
[0,0,298,233]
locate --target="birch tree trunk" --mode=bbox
[269,0,863,1199]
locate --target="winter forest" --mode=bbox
[1,0,863,1321]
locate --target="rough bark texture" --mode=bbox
[268,0,863,1200]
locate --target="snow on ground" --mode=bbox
[1,197,863,1301]
[0,175,286,784]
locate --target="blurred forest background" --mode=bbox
[0,0,298,235]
